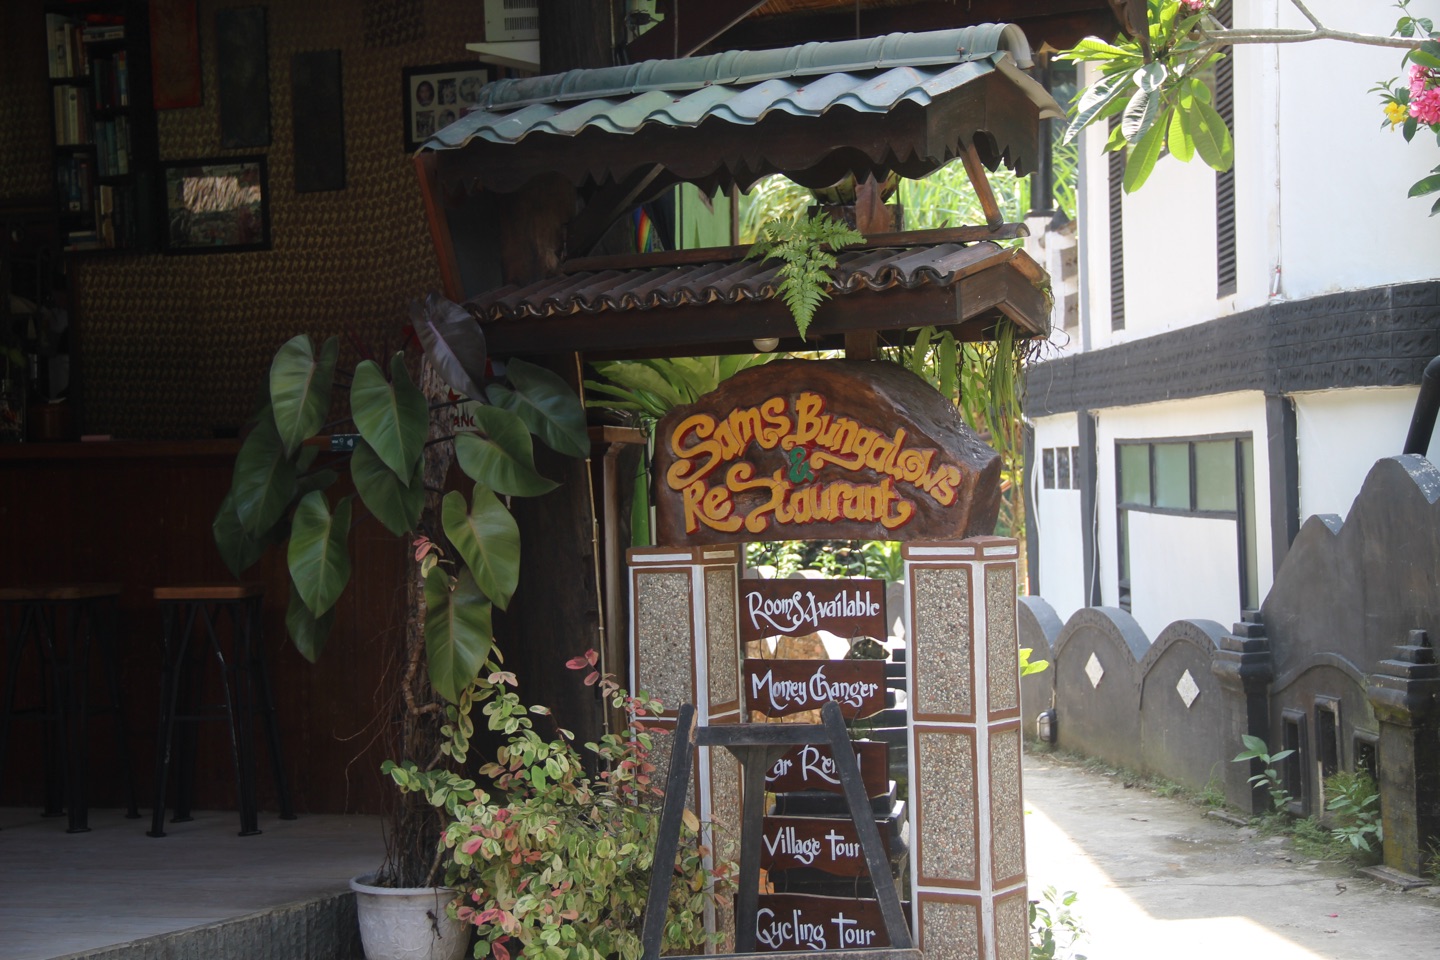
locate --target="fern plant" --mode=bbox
[746,214,864,339]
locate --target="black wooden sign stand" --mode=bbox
[640,701,919,960]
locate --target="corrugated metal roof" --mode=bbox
[423,25,1058,153]
[467,240,1042,323]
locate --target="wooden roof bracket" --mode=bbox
[959,138,1005,231]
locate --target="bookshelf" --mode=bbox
[44,1,158,254]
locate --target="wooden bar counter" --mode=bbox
[0,440,397,816]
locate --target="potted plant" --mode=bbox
[213,294,718,959]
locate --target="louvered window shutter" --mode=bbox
[1215,0,1237,297]
[1108,113,1125,330]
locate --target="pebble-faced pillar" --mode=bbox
[904,537,1027,960]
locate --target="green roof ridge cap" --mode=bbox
[478,23,1032,112]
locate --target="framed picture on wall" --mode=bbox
[161,156,271,254]
[402,61,489,152]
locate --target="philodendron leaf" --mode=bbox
[232,407,299,536]
[486,357,589,459]
[351,353,429,481]
[269,334,339,457]
[287,490,353,617]
[351,438,425,536]
[285,579,336,663]
[410,293,488,401]
[442,487,521,610]
[213,488,268,577]
[454,405,559,497]
[424,567,494,703]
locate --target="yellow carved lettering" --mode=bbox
[667,414,722,489]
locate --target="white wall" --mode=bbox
[1091,391,1273,625]
[1274,0,1440,298]
[1127,511,1241,639]
[1293,386,1440,520]
[1031,413,1088,622]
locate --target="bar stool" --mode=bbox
[148,583,295,837]
[0,583,140,833]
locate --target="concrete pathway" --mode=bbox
[1023,751,1440,959]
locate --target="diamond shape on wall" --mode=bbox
[1085,652,1104,689]
[1176,669,1200,708]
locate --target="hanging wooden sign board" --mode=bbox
[766,740,890,798]
[738,578,887,643]
[744,658,886,719]
[761,814,892,876]
[652,359,1001,546]
[753,893,891,952]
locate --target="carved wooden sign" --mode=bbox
[653,359,1001,546]
[744,659,886,719]
[738,578,886,643]
[761,814,891,876]
[754,894,890,952]
[766,740,890,798]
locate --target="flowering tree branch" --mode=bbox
[1200,0,1419,49]
[1060,0,1440,210]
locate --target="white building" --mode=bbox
[1024,0,1440,639]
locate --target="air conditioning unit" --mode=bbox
[483,0,539,42]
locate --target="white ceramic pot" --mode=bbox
[350,874,472,960]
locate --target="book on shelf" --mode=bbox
[97,185,116,247]
[51,85,93,146]
[47,13,125,79]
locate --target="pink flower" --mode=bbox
[1179,0,1208,10]
[1411,65,1440,126]
[1413,88,1440,126]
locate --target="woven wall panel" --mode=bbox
[66,0,488,438]
[0,5,55,201]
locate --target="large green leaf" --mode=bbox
[442,487,521,609]
[1407,171,1440,198]
[285,579,336,662]
[1123,117,1167,193]
[1121,88,1159,145]
[351,354,429,482]
[270,334,339,457]
[1167,105,1195,163]
[424,567,494,703]
[232,408,299,536]
[589,360,687,410]
[486,357,589,459]
[454,406,558,497]
[287,490,353,617]
[1062,70,1130,144]
[351,438,425,535]
[213,488,268,577]
[409,293,488,401]
[1189,96,1234,173]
